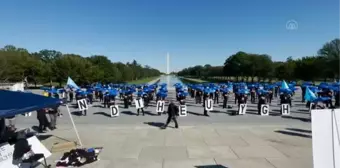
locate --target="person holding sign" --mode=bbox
[214,89,220,104]
[103,92,110,108]
[178,91,187,105]
[195,90,202,104]
[203,92,209,116]
[136,91,145,116]
[257,90,268,115]
[250,88,256,103]
[222,90,230,109]
[123,92,129,109]
[162,101,179,129]
[267,88,273,104]
[280,91,292,107]
[143,92,149,108]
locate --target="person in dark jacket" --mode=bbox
[37,108,49,133]
[162,101,179,129]
[13,132,32,161]
[48,106,59,130]
[69,90,74,102]
[222,91,229,109]
[103,93,110,108]
[258,92,267,115]
[250,88,256,103]
[0,118,6,142]
[214,90,219,104]
[195,90,202,104]
[123,93,129,108]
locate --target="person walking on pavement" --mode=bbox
[162,100,179,129]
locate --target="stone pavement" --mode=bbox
[35,124,312,168]
[12,76,315,167]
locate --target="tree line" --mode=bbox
[177,38,340,82]
[0,45,161,86]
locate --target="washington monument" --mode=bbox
[166,52,170,75]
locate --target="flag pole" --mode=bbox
[66,105,83,147]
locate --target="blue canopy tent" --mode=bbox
[0,90,83,146]
[0,90,62,118]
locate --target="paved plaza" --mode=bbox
[13,77,314,168]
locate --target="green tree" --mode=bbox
[318,38,340,79]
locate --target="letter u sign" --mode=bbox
[205,99,213,111]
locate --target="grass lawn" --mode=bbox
[127,76,160,84]
[179,77,207,84]
[179,76,332,85]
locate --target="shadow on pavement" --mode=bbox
[71,111,83,116]
[31,126,40,132]
[275,130,312,138]
[195,165,228,168]
[209,110,227,114]
[36,134,53,141]
[297,109,310,112]
[92,105,103,108]
[269,112,282,116]
[144,111,159,116]
[121,111,137,116]
[93,112,111,118]
[144,122,164,128]
[282,116,310,122]
[286,128,312,134]
[188,111,205,116]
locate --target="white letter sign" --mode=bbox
[110,105,119,117]
[156,101,165,113]
[312,109,340,168]
[179,105,187,117]
[281,104,290,115]
[135,99,144,109]
[238,104,247,115]
[261,104,269,116]
[205,99,214,111]
[77,99,88,111]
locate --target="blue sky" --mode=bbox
[0,0,338,73]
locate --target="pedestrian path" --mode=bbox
[35,124,312,168]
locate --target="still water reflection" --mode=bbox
[158,75,184,88]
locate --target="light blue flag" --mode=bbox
[281,80,289,90]
[67,77,80,89]
[304,87,317,102]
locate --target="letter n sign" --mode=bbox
[261,104,269,116]
[77,99,88,111]
[156,101,165,113]
[205,99,213,111]
[179,105,187,117]
[281,104,290,116]
[110,105,119,117]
